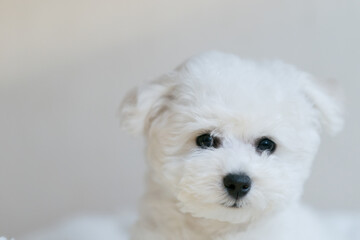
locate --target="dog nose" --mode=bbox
[223,173,251,199]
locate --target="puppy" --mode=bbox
[119,51,346,240]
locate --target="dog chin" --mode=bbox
[177,201,265,224]
[222,201,243,209]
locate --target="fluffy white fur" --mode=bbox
[20,51,360,240]
[119,51,354,240]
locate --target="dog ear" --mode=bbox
[302,77,344,135]
[119,76,175,135]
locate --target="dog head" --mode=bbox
[119,51,343,224]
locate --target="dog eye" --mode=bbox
[256,138,276,154]
[196,134,220,149]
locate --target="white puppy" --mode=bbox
[119,51,353,240]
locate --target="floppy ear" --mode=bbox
[119,76,175,135]
[302,77,344,135]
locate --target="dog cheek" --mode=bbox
[247,160,304,210]
[176,156,225,205]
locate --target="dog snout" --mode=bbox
[223,173,251,199]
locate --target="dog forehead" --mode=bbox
[173,52,307,114]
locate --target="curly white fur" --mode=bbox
[119,51,350,240]
[20,51,359,240]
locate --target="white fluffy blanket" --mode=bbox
[4,211,360,240]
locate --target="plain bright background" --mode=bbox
[1,0,359,237]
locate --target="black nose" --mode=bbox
[223,173,251,199]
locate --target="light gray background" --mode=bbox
[0,0,359,237]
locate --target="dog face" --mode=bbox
[120,51,343,224]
